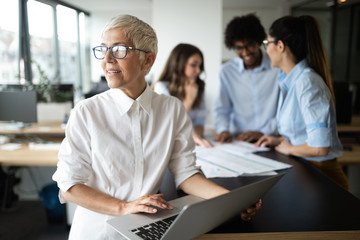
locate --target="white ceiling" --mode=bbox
[62,0,312,13]
[62,0,151,12]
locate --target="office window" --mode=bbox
[79,12,92,93]
[0,0,19,84]
[27,0,56,85]
[57,5,78,84]
[1,0,90,99]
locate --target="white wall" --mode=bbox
[152,0,222,129]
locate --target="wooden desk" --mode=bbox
[0,122,63,209]
[0,143,59,166]
[338,143,360,165]
[337,115,360,133]
[196,231,360,240]
[336,116,360,165]
[0,143,60,209]
[0,122,64,166]
[0,121,65,136]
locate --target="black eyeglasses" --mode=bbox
[262,40,277,49]
[233,41,257,52]
[92,45,149,60]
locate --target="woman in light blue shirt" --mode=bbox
[152,43,212,147]
[255,15,348,190]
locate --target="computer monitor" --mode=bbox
[0,91,37,123]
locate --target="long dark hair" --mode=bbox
[153,43,205,109]
[269,15,335,101]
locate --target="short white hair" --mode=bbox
[102,15,158,59]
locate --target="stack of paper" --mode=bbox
[28,142,61,150]
[195,141,292,178]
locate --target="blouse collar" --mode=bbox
[109,84,152,116]
[278,59,308,91]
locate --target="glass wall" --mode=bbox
[57,5,78,84]
[0,0,19,84]
[0,0,90,102]
[28,0,56,85]
[79,12,92,93]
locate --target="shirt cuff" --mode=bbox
[169,153,201,188]
[306,127,331,147]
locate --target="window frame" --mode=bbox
[18,0,90,100]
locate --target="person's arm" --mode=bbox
[290,74,332,158]
[275,139,330,157]
[171,102,260,222]
[179,173,261,222]
[183,81,198,113]
[193,126,213,148]
[179,173,227,198]
[214,70,233,136]
[61,184,173,216]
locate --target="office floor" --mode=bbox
[0,200,69,240]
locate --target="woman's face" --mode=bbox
[100,28,146,98]
[265,36,280,68]
[184,54,202,82]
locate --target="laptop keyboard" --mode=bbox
[130,215,178,240]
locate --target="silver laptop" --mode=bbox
[107,174,284,240]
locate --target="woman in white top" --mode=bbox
[153,43,212,148]
[53,15,261,239]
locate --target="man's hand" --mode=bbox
[241,199,262,222]
[236,131,263,143]
[213,131,232,143]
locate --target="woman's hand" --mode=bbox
[254,135,283,148]
[194,133,213,148]
[241,199,262,222]
[122,193,173,215]
[275,139,293,155]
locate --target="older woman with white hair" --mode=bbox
[53,15,261,239]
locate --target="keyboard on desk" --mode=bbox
[131,215,177,240]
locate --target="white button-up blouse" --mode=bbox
[52,85,200,239]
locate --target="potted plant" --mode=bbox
[30,60,73,122]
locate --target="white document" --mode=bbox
[0,143,22,151]
[195,141,291,178]
[28,142,61,150]
[212,140,270,154]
